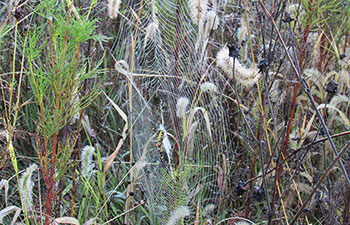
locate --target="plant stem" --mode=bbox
[259,0,350,185]
[44,132,58,225]
[289,142,350,225]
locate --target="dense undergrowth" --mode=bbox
[0,0,350,224]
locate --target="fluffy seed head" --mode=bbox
[203,203,216,216]
[328,95,349,115]
[189,0,208,24]
[108,0,121,19]
[176,97,190,118]
[234,60,260,86]
[200,82,217,92]
[216,46,260,86]
[19,164,38,211]
[166,206,190,225]
[216,46,233,75]
[81,145,95,177]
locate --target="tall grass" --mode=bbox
[0,0,349,224]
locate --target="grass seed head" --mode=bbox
[108,0,121,19]
[216,46,260,86]
[81,146,95,178]
[189,0,208,25]
[166,206,190,225]
[19,164,38,211]
[176,97,190,118]
[200,82,217,92]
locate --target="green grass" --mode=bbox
[0,0,350,224]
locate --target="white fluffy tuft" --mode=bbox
[176,97,190,118]
[19,164,38,211]
[189,0,208,25]
[108,0,121,19]
[166,206,190,225]
[200,82,217,92]
[81,145,95,178]
[328,95,349,115]
[216,46,260,86]
[206,10,219,31]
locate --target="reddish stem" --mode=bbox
[44,132,58,225]
[276,3,313,188]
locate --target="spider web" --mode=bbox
[111,0,235,223]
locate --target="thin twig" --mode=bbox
[289,142,350,225]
